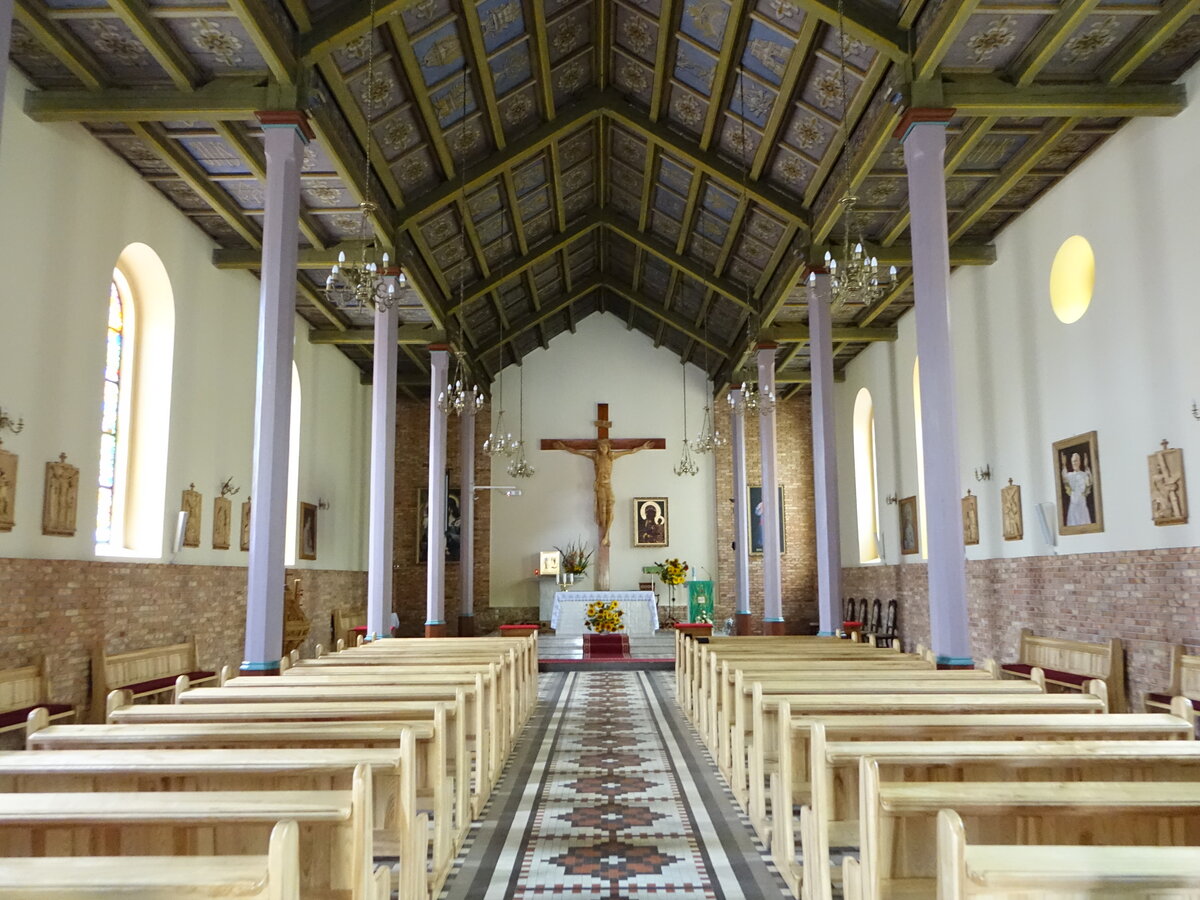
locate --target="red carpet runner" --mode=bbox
[582,633,630,659]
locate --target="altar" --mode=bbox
[550,591,660,635]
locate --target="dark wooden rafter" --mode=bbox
[459,3,506,149]
[526,0,556,119]
[1102,0,1200,84]
[222,0,299,84]
[912,0,984,81]
[699,0,751,151]
[790,0,908,62]
[13,0,107,88]
[476,276,603,358]
[650,0,682,122]
[1010,0,1103,87]
[749,13,819,181]
[106,0,199,89]
[605,278,724,356]
[596,0,610,90]
[387,17,457,178]
[24,80,301,122]
[300,0,417,63]
[942,78,1187,118]
[306,101,396,248]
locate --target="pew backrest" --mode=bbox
[0,657,73,735]
[90,637,216,721]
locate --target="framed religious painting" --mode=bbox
[417,487,462,563]
[42,453,78,537]
[899,495,920,556]
[181,484,202,548]
[1148,441,1188,526]
[212,496,231,550]
[240,499,251,551]
[962,490,979,546]
[298,501,317,560]
[633,497,669,546]
[1001,479,1024,541]
[1053,431,1103,535]
[748,485,786,554]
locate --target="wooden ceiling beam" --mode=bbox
[395,96,604,230]
[300,0,414,63]
[24,79,300,122]
[764,322,898,342]
[223,0,299,84]
[604,95,810,227]
[294,277,350,330]
[789,0,909,62]
[477,277,603,358]
[913,0,985,81]
[949,117,1077,243]
[699,0,751,151]
[649,0,681,121]
[777,371,845,384]
[1010,0,1102,86]
[942,78,1187,118]
[603,278,726,355]
[387,18,457,179]
[13,0,107,89]
[750,14,819,180]
[527,0,556,119]
[460,3,506,149]
[859,269,913,325]
[1102,0,1200,85]
[106,0,200,89]
[128,122,262,247]
[674,169,706,255]
[444,214,603,315]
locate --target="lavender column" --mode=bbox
[242,112,309,674]
[900,109,973,666]
[366,297,398,641]
[729,389,752,634]
[757,343,784,635]
[425,346,449,638]
[807,273,842,635]
[458,402,475,636]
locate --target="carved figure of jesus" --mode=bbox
[553,438,656,546]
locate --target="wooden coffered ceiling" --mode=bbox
[11,0,1200,399]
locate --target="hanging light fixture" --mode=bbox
[823,0,896,309]
[437,61,483,418]
[691,319,727,453]
[725,71,776,419]
[324,0,402,311]
[674,363,700,477]
[506,364,534,479]
[483,331,515,457]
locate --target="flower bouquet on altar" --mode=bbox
[585,600,625,633]
[655,558,688,625]
[555,538,593,587]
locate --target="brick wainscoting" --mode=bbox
[715,395,819,633]
[0,558,365,746]
[842,547,1200,710]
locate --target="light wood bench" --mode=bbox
[0,765,377,900]
[332,606,368,649]
[936,808,1200,899]
[999,627,1127,711]
[0,819,376,900]
[0,657,74,735]
[24,716,449,894]
[802,733,1200,900]
[0,741,425,900]
[90,637,216,722]
[860,765,1200,900]
[1147,643,1200,715]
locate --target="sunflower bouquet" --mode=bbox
[656,558,689,586]
[585,600,625,633]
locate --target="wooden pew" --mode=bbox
[0,656,74,735]
[860,763,1200,900]
[0,764,377,900]
[1147,643,1200,714]
[90,637,216,722]
[999,628,1127,712]
[180,678,495,813]
[104,693,467,871]
[0,820,361,900]
[0,740,425,900]
[936,808,1200,899]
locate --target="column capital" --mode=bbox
[804,265,831,278]
[894,107,957,141]
[427,343,451,352]
[255,110,315,141]
[755,341,779,351]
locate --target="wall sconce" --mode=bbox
[317,498,331,510]
[219,477,240,498]
[0,406,24,435]
[974,464,992,482]
[884,493,898,505]
[474,484,522,497]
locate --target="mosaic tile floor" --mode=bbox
[439,671,790,899]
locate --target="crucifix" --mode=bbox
[541,402,666,591]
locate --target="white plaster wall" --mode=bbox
[836,63,1200,565]
[0,70,369,570]
[487,315,720,607]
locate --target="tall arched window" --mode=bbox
[913,359,928,560]
[96,244,175,557]
[852,388,881,562]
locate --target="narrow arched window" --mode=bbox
[96,276,129,545]
[852,388,881,562]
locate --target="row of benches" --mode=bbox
[675,631,1200,899]
[0,632,537,899]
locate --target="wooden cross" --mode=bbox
[541,403,666,590]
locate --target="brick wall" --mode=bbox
[714,396,819,632]
[842,547,1200,709]
[0,557,364,746]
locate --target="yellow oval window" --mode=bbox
[1050,235,1095,324]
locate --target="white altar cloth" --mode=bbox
[550,591,660,635]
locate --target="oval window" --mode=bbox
[1050,235,1095,324]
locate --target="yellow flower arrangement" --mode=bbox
[656,558,689,586]
[585,600,625,633]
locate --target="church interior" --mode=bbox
[4,0,1200,895]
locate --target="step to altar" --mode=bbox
[537,633,675,671]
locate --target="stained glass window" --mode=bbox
[96,279,124,545]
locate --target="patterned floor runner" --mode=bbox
[439,671,790,899]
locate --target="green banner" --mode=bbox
[687,580,714,624]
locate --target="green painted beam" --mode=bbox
[942,79,1187,118]
[476,277,604,358]
[913,0,984,81]
[776,371,846,384]
[13,0,107,89]
[1102,0,1200,85]
[308,323,445,344]
[603,278,726,356]
[212,241,384,269]
[106,0,200,89]
[790,0,909,62]
[764,323,898,343]
[224,0,299,84]
[300,0,417,62]
[24,80,301,122]
[1010,0,1102,87]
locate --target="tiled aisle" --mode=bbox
[440,671,790,899]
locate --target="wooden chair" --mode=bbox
[857,598,870,626]
[874,600,898,649]
[866,599,882,639]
